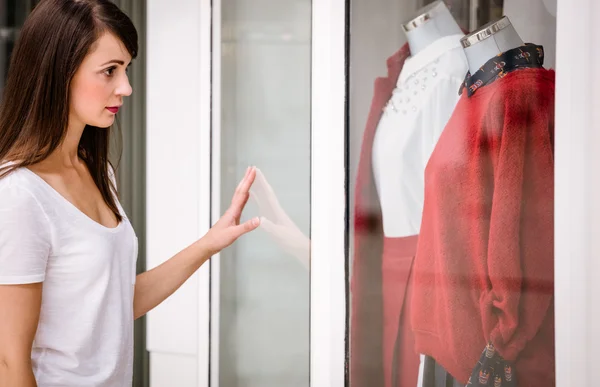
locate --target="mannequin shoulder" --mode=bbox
[435,47,469,81]
[491,68,555,105]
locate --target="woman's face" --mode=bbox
[70,32,133,129]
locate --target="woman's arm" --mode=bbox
[0,283,41,387]
[133,167,260,320]
[133,239,209,320]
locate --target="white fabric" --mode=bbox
[0,167,138,387]
[372,33,468,238]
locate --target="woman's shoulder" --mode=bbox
[0,165,54,252]
[0,165,48,210]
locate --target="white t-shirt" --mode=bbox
[372,34,468,238]
[0,167,138,386]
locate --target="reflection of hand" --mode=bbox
[202,167,261,256]
[250,168,310,269]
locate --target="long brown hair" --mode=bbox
[0,0,138,222]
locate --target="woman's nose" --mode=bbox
[116,75,133,97]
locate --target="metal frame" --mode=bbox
[208,0,222,384]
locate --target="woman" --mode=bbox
[0,1,260,385]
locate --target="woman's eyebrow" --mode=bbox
[100,59,126,66]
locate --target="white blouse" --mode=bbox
[372,34,468,238]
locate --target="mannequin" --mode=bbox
[357,3,469,387]
[403,0,463,55]
[373,1,467,240]
[411,16,556,387]
[461,16,524,73]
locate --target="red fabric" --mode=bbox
[411,68,556,386]
[350,44,410,387]
[382,236,420,387]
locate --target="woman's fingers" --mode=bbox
[231,217,260,239]
[230,167,256,214]
[225,167,256,222]
[235,166,251,192]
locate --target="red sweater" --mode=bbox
[411,68,555,386]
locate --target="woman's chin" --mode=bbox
[90,116,116,129]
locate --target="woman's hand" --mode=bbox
[200,166,261,256]
[133,167,260,319]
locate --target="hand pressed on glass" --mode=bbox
[126,167,261,322]
[203,166,261,256]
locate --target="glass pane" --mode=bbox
[349,1,556,386]
[216,0,311,386]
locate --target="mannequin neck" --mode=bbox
[463,22,524,73]
[403,1,463,56]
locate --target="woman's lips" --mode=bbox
[106,106,120,114]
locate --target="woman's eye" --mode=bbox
[104,67,116,76]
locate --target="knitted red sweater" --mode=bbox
[411,68,555,386]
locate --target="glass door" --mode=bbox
[211,0,312,386]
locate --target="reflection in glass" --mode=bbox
[251,168,310,269]
[217,0,311,386]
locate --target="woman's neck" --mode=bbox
[462,18,524,73]
[403,0,463,56]
[47,121,86,169]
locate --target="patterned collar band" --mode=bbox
[460,43,545,97]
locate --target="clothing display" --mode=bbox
[422,356,464,387]
[352,33,469,387]
[372,34,468,238]
[466,343,517,387]
[0,167,138,386]
[460,44,545,97]
[383,236,419,387]
[411,64,555,387]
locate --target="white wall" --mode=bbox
[146,0,209,386]
[555,0,600,384]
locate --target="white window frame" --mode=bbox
[309,0,348,386]
[198,0,213,385]
[554,0,600,385]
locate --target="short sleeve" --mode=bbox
[0,184,52,284]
